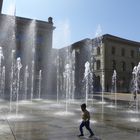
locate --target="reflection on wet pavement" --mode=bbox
[0,99,140,140]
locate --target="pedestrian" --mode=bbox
[78,103,95,138]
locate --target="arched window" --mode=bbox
[96,60,101,70]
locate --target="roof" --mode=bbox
[0,13,55,30]
[103,34,140,46]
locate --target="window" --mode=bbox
[97,47,100,55]
[36,35,44,45]
[122,77,126,86]
[111,46,115,55]
[112,60,116,70]
[121,48,125,56]
[121,61,126,71]
[16,32,26,42]
[131,50,134,58]
[96,60,100,70]
[131,62,135,71]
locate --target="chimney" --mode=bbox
[0,0,3,14]
[48,17,53,24]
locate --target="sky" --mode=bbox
[2,0,140,48]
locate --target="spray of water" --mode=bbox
[1,66,5,98]
[24,66,29,100]
[130,63,140,113]
[83,61,93,105]
[16,57,22,115]
[38,70,42,99]
[112,70,117,108]
[10,50,15,112]
[56,55,60,103]
[0,47,4,97]
[63,64,71,112]
[31,61,34,101]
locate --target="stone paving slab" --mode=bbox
[0,98,140,140]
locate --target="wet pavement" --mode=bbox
[0,94,140,140]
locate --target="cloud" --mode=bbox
[53,19,71,49]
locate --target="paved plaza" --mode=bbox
[0,94,140,140]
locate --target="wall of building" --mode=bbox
[0,13,55,99]
[103,35,140,92]
[0,0,3,14]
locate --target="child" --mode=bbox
[78,103,95,138]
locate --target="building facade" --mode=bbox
[57,34,140,99]
[101,34,140,93]
[0,11,55,99]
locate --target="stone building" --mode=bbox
[0,0,3,13]
[57,34,140,99]
[57,39,92,99]
[0,1,55,99]
[75,34,140,94]
[1,0,140,100]
[56,45,76,100]
[99,34,140,93]
[71,39,92,98]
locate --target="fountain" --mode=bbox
[38,70,42,99]
[0,2,140,139]
[1,3,17,113]
[71,50,76,102]
[0,12,39,120]
[63,64,71,113]
[1,66,5,98]
[101,72,105,103]
[113,70,117,107]
[94,26,105,105]
[98,71,106,104]
[16,57,22,115]
[127,63,140,122]
[83,61,93,105]
[31,60,34,101]
[100,37,106,105]
[56,54,60,103]
[54,63,75,116]
[24,66,29,100]
[10,50,15,112]
[0,47,4,97]
[108,70,117,108]
[21,19,36,102]
[130,64,140,113]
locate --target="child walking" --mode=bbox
[78,103,95,138]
